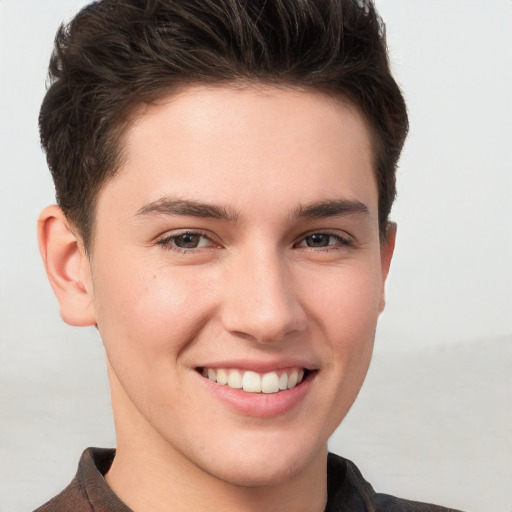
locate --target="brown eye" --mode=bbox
[296,232,353,250]
[173,233,202,248]
[304,234,332,247]
[157,231,214,251]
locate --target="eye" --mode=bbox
[295,232,352,249]
[156,231,216,251]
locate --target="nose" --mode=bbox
[219,247,307,344]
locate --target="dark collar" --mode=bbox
[78,448,133,511]
[77,448,367,512]
[72,447,460,512]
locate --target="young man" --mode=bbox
[35,0,462,511]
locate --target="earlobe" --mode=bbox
[378,222,397,313]
[37,205,96,327]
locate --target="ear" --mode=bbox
[37,205,96,326]
[378,222,397,313]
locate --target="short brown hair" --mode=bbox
[39,0,408,250]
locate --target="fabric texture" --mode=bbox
[34,448,463,512]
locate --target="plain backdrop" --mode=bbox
[0,1,511,511]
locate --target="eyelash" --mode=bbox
[156,230,218,253]
[155,230,354,253]
[295,232,354,250]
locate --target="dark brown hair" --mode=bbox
[39,0,408,250]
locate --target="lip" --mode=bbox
[194,367,318,418]
[194,357,318,374]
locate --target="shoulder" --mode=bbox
[326,453,465,512]
[33,448,129,512]
[33,477,90,512]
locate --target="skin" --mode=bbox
[39,85,395,512]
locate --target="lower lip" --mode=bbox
[197,371,316,418]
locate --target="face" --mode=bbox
[85,85,394,487]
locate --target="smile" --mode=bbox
[199,367,307,394]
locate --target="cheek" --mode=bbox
[92,259,214,364]
[305,261,383,347]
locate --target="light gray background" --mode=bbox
[1,1,511,511]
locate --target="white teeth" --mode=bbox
[261,372,280,394]
[201,367,306,393]
[287,369,298,389]
[227,369,242,389]
[242,371,261,392]
[216,368,229,385]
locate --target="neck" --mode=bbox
[105,368,328,512]
[107,446,327,512]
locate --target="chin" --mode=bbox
[196,435,326,488]
[210,456,307,488]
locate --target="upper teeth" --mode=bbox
[201,368,305,394]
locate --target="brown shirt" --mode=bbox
[34,448,464,512]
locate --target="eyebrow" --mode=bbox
[136,197,239,222]
[292,199,369,219]
[136,196,369,223]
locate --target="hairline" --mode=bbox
[79,80,387,256]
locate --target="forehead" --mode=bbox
[128,84,374,161]
[101,85,378,222]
